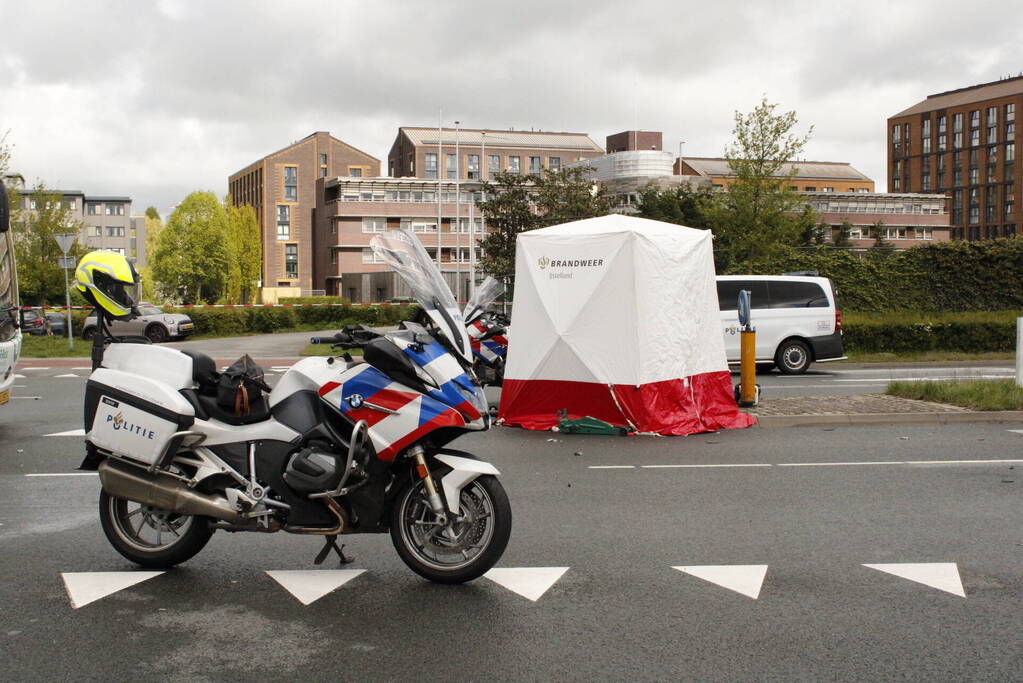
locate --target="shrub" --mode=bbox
[278,296,351,305]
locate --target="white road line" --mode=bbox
[778,461,904,467]
[13,396,41,400]
[25,472,98,477]
[21,367,49,371]
[833,375,1012,382]
[1008,429,1023,435]
[593,459,1023,471]
[54,373,80,378]
[641,463,773,469]
[72,366,90,370]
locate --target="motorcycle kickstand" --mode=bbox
[313,535,353,566]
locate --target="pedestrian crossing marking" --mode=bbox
[673,565,768,599]
[54,373,80,378]
[266,569,366,605]
[863,563,966,597]
[61,571,164,609]
[483,567,569,601]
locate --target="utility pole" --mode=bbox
[454,120,461,302]
[54,232,77,350]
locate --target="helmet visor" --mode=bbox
[93,270,140,310]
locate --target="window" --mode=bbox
[971,129,980,146]
[715,280,769,310]
[467,154,480,180]
[276,205,290,239]
[848,228,863,239]
[953,169,962,187]
[284,166,297,201]
[938,133,947,151]
[922,137,931,154]
[91,225,101,236]
[105,226,125,237]
[508,156,520,174]
[549,157,561,171]
[488,155,500,177]
[319,153,327,165]
[330,249,337,265]
[922,173,931,191]
[329,218,337,235]
[362,217,386,233]
[105,204,124,216]
[767,281,829,308]
[399,218,437,233]
[970,110,980,128]
[349,167,362,178]
[446,154,456,179]
[938,115,947,133]
[885,227,908,240]
[86,203,99,215]
[953,113,963,132]
[1007,142,1016,163]
[954,132,963,149]
[892,125,901,143]
[361,247,386,264]
[1006,187,1015,217]
[922,119,931,137]
[1007,103,1016,122]
[970,168,979,184]
[916,229,933,240]
[320,167,327,177]
[284,244,298,279]
[804,186,816,191]
[424,153,438,179]
[529,156,541,174]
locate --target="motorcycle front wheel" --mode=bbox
[390,474,511,584]
[99,490,213,568]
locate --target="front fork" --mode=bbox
[409,445,448,525]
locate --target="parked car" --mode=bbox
[19,308,47,336]
[45,311,67,336]
[716,275,845,374]
[81,303,195,343]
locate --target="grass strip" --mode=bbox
[886,378,1023,411]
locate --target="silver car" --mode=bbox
[82,303,195,343]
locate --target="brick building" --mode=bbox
[227,131,380,298]
[888,77,1022,240]
[387,127,603,180]
[606,130,662,152]
[678,157,875,192]
[805,191,950,249]
[313,176,487,302]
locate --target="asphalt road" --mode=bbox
[0,373,1021,680]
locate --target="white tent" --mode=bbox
[498,214,755,435]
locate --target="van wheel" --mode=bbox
[775,340,811,375]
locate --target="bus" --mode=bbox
[0,179,21,405]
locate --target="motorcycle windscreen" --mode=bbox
[370,229,473,363]
[462,276,504,324]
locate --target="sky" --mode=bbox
[3,0,1023,218]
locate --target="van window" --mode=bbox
[716,280,769,311]
[768,281,829,308]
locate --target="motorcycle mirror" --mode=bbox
[0,178,9,234]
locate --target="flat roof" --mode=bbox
[682,157,873,182]
[399,127,604,152]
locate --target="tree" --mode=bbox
[477,167,611,278]
[151,191,229,304]
[13,184,88,305]
[144,206,161,222]
[635,182,717,229]
[225,201,261,303]
[136,206,165,302]
[830,221,854,249]
[710,97,815,272]
[869,220,894,256]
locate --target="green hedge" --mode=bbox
[278,296,351,305]
[751,238,1023,312]
[843,318,1019,353]
[159,305,417,336]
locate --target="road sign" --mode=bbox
[58,257,76,269]
[54,233,77,254]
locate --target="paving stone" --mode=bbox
[744,393,969,417]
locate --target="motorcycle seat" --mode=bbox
[195,392,271,425]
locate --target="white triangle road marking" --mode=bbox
[45,428,86,436]
[673,565,768,599]
[13,374,25,378]
[1009,429,1023,435]
[483,567,569,601]
[61,571,164,609]
[266,569,365,605]
[54,373,80,378]
[863,562,966,597]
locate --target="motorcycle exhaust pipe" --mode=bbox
[98,459,243,523]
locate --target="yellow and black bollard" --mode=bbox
[735,289,759,407]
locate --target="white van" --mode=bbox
[716,275,844,374]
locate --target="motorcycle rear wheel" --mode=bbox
[99,490,213,568]
[391,474,511,584]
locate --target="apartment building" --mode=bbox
[313,176,488,302]
[888,76,1023,240]
[5,174,142,263]
[387,127,604,180]
[806,191,950,249]
[678,157,876,192]
[227,131,380,297]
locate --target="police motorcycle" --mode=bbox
[77,232,511,584]
[462,276,509,387]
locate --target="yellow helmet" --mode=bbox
[75,251,140,320]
